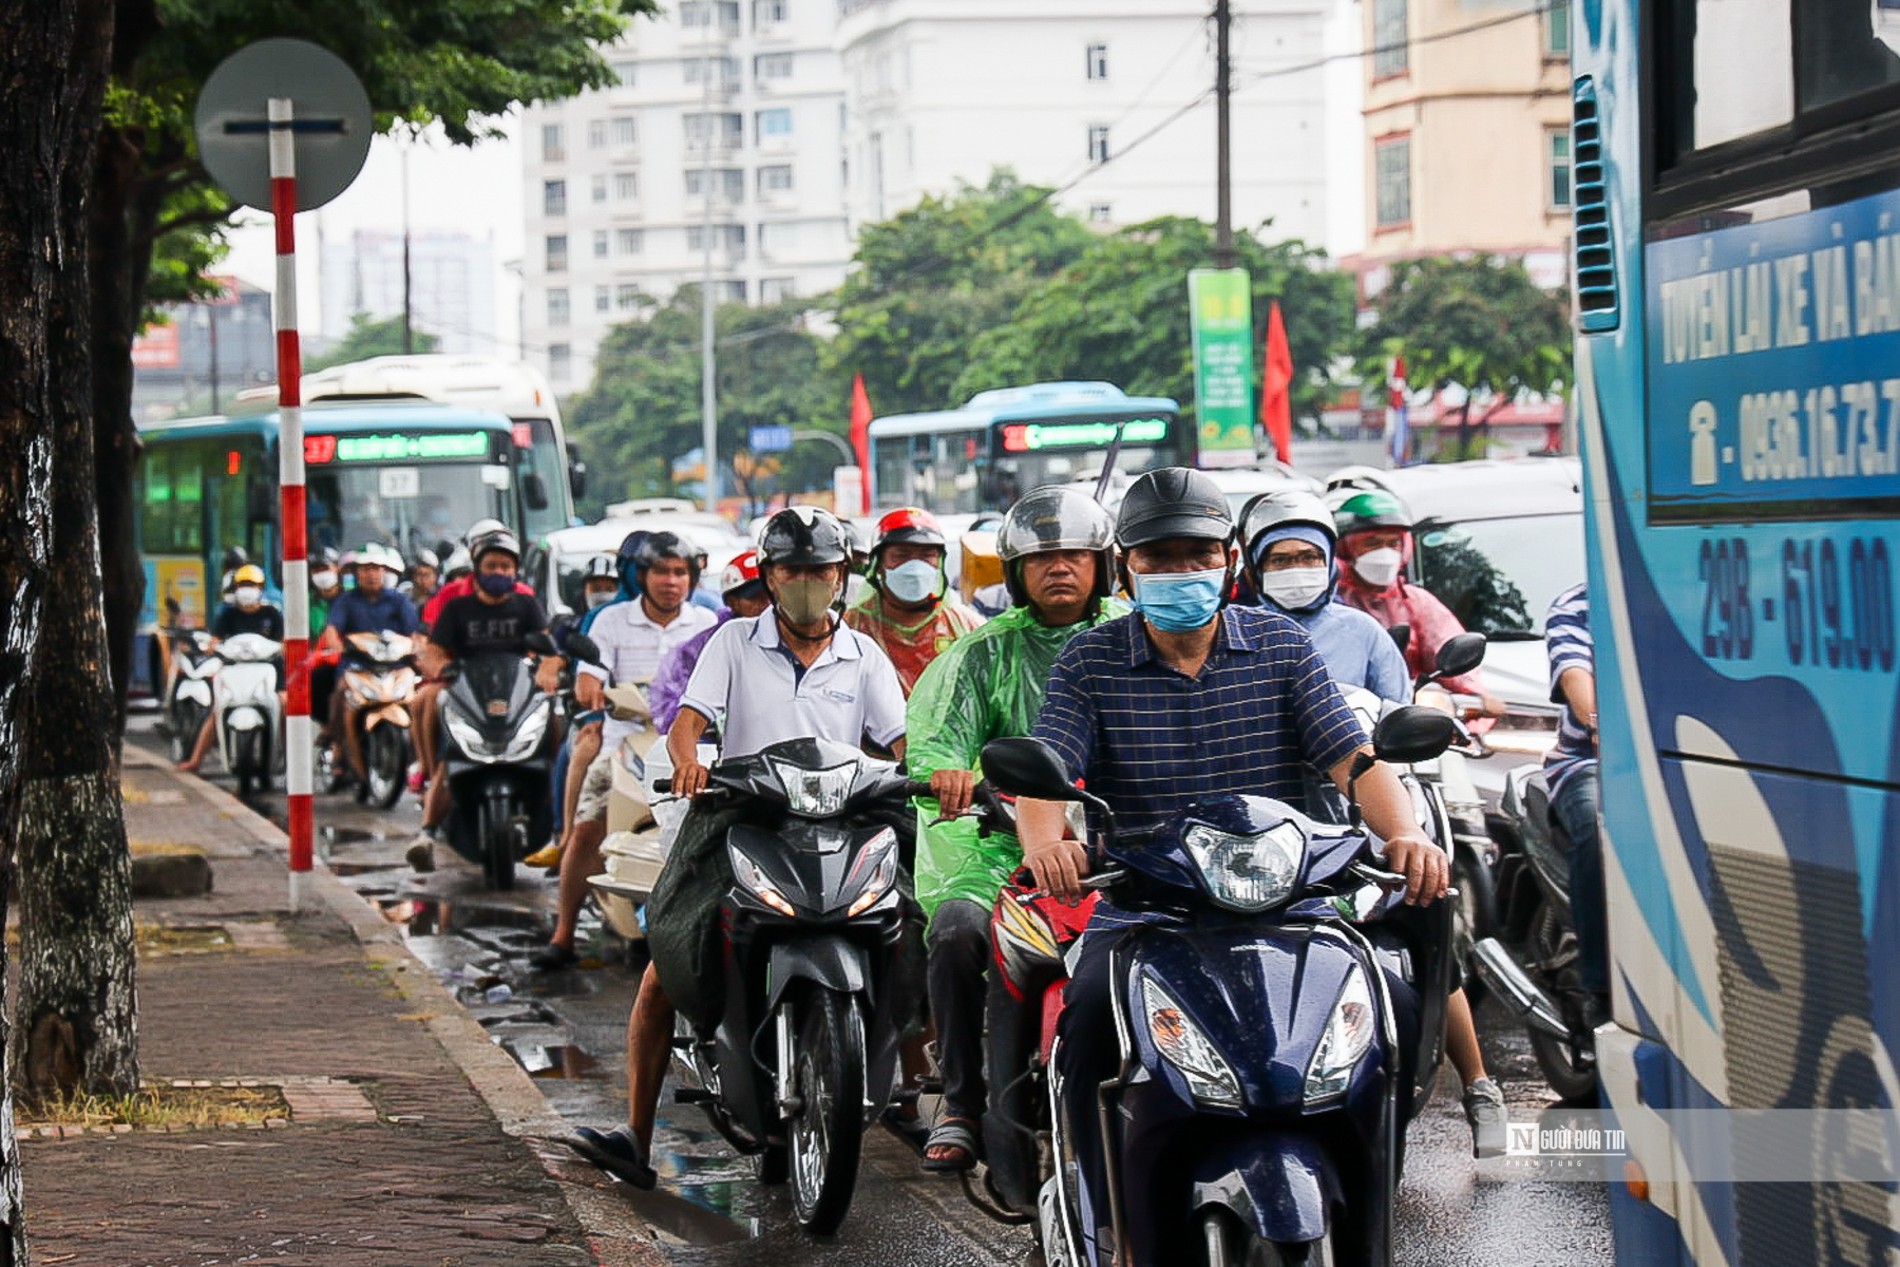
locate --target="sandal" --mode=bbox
[566,1125,657,1189]
[880,1104,930,1155]
[921,1116,981,1173]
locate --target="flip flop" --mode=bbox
[921,1116,981,1173]
[880,1105,931,1155]
[566,1125,657,1189]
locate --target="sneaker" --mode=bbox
[405,832,437,874]
[1463,1077,1507,1159]
[523,842,563,870]
[528,942,579,972]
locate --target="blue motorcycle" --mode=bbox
[979,705,1459,1267]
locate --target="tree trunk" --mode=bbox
[0,0,122,1256]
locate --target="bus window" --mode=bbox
[306,463,508,562]
[512,417,571,539]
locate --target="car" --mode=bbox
[1199,462,1325,520]
[526,515,748,617]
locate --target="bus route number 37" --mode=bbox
[1698,535,1897,673]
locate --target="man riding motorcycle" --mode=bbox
[1544,583,1606,1018]
[320,543,421,784]
[647,548,771,734]
[1016,469,1449,1244]
[904,486,1123,1172]
[175,565,284,774]
[843,506,982,695]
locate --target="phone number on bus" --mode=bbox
[1698,533,1896,673]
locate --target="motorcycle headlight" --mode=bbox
[500,703,551,763]
[844,828,899,918]
[1181,820,1303,912]
[729,845,798,917]
[443,709,498,763]
[1303,966,1377,1103]
[1141,976,1242,1109]
[772,759,858,817]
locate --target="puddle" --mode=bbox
[320,825,383,845]
[326,859,402,877]
[510,1042,605,1080]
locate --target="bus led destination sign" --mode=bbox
[1000,417,1170,452]
[304,432,494,464]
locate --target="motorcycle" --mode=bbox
[662,737,929,1235]
[160,627,218,765]
[584,681,674,949]
[435,632,568,890]
[975,705,1460,1267]
[1472,764,1598,1103]
[212,633,283,797]
[339,631,420,809]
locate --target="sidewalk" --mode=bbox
[20,746,664,1266]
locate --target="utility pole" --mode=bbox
[206,299,221,413]
[1214,0,1235,270]
[698,28,721,510]
[401,140,414,355]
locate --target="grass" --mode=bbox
[21,1083,289,1130]
[134,923,232,956]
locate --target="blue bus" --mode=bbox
[1576,2,1900,1262]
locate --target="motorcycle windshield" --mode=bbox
[712,736,905,815]
[454,654,531,724]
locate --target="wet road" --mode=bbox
[130,715,1612,1265]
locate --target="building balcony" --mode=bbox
[680,23,741,50]
[683,194,744,221]
[684,136,743,159]
[755,187,798,211]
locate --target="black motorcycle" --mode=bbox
[662,736,926,1235]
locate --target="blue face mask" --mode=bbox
[1131,566,1227,632]
[882,558,944,605]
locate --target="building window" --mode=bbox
[754,0,787,25]
[593,229,610,258]
[541,122,565,162]
[758,164,794,193]
[1088,203,1112,223]
[685,112,744,145]
[547,289,570,326]
[545,234,568,272]
[1544,0,1570,57]
[613,60,638,85]
[684,55,740,86]
[616,228,644,255]
[717,280,747,303]
[1547,127,1573,209]
[1086,43,1108,80]
[1087,124,1110,163]
[614,171,639,201]
[595,284,612,313]
[611,116,637,146]
[549,343,571,383]
[1372,0,1408,78]
[616,284,641,311]
[761,221,799,251]
[685,168,744,200]
[590,175,607,204]
[681,1,739,29]
[756,53,793,82]
[758,108,793,139]
[686,224,746,255]
[588,119,607,149]
[761,277,795,303]
[1374,134,1411,228]
[543,179,567,216]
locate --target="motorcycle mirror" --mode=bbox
[1372,705,1459,766]
[979,737,1082,802]
[524,631,560,658]
[1388,623,1411,655]
[1432,631,1487,680]
[564,633,605,667]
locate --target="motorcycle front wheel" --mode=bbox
[1201,1209,1334,1267]
[365,725,408,810]
[789,988,866,1234]
[478,798,516,891]
[168,700,203,765]
[1527,902,1599,1104]
[235,731,262,798]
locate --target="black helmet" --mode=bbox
[1114,468,1233,550]
[997,486,1115,608]
[581,554,618,583]
[470,529,521,568]
[759,506,852,567]
[221,546,249,573]
[412,547,441,572]
[632,530,704,585]
[314,546,342,569]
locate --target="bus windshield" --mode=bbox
[306,461,511,561]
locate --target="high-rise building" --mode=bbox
[318,228,499,355]
[520,0,853,390]
[835,0,1328,242]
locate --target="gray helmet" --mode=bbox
[463,517,508,548]
[997,486,1115,609]
[1240,489,1336,596]
[443,545,473,581]
[1114,468,1232,550]
[470,529,521,569]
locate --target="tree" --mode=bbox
[566,291,843,515]
[306,313,441,373]
[825,170,1096,415]
[1356,255,1571,461]
[2,0,125,1251]
[952,216,1355,429]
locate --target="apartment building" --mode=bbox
[318,228,499,355]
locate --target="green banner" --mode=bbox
[1187,268,1257,467]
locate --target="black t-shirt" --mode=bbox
[211,603,285,641]
[431,592,547,660]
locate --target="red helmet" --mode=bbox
[718,548,762,597]
[872,506,947,556]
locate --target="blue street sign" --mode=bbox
[749,424,793,453]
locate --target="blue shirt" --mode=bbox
[327,588,419,664]
[1294,600,1411,703]
[1543,583,1595,795]
[1032,607,1369,839]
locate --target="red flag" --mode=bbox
[848,372,874,514]
[1260,301,1295,463]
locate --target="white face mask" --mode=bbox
[586,590,615,610]
[1352,547,1404,588]
[233,585,263,608]
[1260,567,1331,612]
[312,569,338,592]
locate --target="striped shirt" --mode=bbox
[1543,583,1596,795]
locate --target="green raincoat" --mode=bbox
[906,599,1126,925]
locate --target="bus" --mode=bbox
[132,402,540,695]
[866,381,1185,515]
[1576,3,1900,1263]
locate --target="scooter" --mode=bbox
[161,626,219,766]
[1472,764,1598,1103]
[584,681,672,947]
[212,633,283,797]
[339,631,420,809]
[977,705,1460,1267]
[435,633,567,890]
[662,737,929,1235]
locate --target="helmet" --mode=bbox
[581,555,619,584]
[359,543,403,576]
[412,547,441,572]
[463,517,508,547]
[996,486,1115,608]
[443,545,473,581]
[338,548,359,571]
[1331,489,1412,538]
[232,564,267,587]
[871,507,946,555]
[759,505,852,567]
[221,546,249,574]
[1114,468,1233,550]
[314,546,341,571]
[632,530,704,585]
[719,548,764,597]
[470,529,522,568]
[615,529,651,569]
[1240,489,1336,594]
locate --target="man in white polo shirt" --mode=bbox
[569,505,958,1187]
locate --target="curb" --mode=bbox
[134,752,667,1267]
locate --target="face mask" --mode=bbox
[477,571,516,597]
[586,590,615,611]
[1352,547,1404,589]
[882,558,943,605]
[1261,566,1331,612]
[233,585,262,608]
[1130,567,1227,633]
[775,577,839,626]
[311,570,338,592]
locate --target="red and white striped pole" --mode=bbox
[270,96,315,908]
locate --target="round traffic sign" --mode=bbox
[195,39,372,213]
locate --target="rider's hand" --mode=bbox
[1024,835,1090,900]
[574,671,604,711]
[534,655,565,695]
[674,757,711,799]
[1383,833,1449,906]
[928,769,976,818]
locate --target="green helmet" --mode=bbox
[1331,489,1412,537]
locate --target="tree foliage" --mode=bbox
[306,313,440,373]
